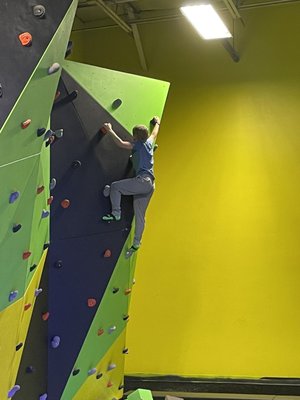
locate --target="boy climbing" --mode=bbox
[101,116,160,257]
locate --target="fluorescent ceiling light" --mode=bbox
[180,4,232,40]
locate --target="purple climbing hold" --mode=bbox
[8,385,20,398]
[88,368,97,376]
[9,191,20,204]
[12,224,22,233]
[39,394,48,400]
[51,336,60,349]
[26,366,35,373]
[34,288,43,297]
[41,210,50,219]
[9,290,18,302]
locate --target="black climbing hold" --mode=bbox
[65,40,73,58]
[112,287,119,294]
[37,127,46,137]
[26,366,35,373]
[43,242,50,250]
[53,90,78,109]
[123,315,129,321]
[30,264,37,272]
[96,373,103,380]
[72,160,81,169]
[16,343,23,351]
[55,260,63,269]
[112,98,122,109]
[33,5,46,18]
[12,223,22,233]
[122,348,129,354]
[118,384,124,390]
[0,83,3,97]
[72,369,80,376]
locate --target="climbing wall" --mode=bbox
[0,1,78,399]
[48,61,170,400]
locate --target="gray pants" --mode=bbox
[110,175,154,247]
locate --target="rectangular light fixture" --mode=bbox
[180,4,232,40]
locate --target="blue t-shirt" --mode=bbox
[132,138,154,179]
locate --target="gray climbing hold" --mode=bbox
[88,368,97,376]
[51,336,60,349]
[72,160,81,169]
[33,5,46,18]
[37,127,46,137]
[50,178,56,190]
[48,63,60,75]
[107,363,116,371]
[108,325,117,334]
[0,83,3,97]
[54,129,63,138]
[34,288,43,297]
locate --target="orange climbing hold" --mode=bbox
[104,249,111,258]
[42,312,50,321]
[61,199,70,208]
[21,119,31,129]
[88,298,96,308]
[37,186,45,194]
[19,32,32,46]
[97,328,104,336]
[24,303,31,311]
[23,251,32,260]
[107,381,113,388]
[47,196,54,205]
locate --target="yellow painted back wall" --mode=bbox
[71,4,300,377]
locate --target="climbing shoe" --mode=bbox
[125,244,140,259]
[102,214,120,222]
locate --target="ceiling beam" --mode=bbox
[126,5,148,71]
[93,0,132,34]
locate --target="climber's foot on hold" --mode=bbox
[125,244,140,259]
[102,213,120,222]
[103,185,110,198]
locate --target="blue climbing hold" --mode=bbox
[39,394,48,400]
[9,290,18,302]
[51,336,60,349]
[9,191,20,204]
[8,385,21,398]
[41,210,50,219]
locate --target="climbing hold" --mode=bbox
[21,119,31,129]
[53,90,78,108]
[24,303,32,311]
[33,5,46,18]
[54,129,64,138]
[123,315,129,321]
[34,288,43,297]
[47,196,54,205]
[104,249,112,258]
[43,242,50,250]
[54,90,61,101]
[72,160,81,168]
[37,127,46,137]
[26,366,35,373]
[108,325,116,334]
[30,264,37,272]
[132,278,136,285]
[107,363,116,371]
[112,98,122,109]
[72,369,80,376]
[96,373,103,379]
[39,394,48,400]
[118,384,124,390]
[48,63,60,75]
[122,347,129,354]
[16,343,23,351]
[61,199,70,209]
[12,223,22,233]
[65,40,73,58]
[51,336,60,349]
[124,288,132,295]
[8,385,21,398]
[50,178,56,190]
[97,328,104,336]
[41,209,50,218]
[9,191,20,203]
[23,251,31,260]
[37,185,44,194]
[88,298,97,308]
[112,287,119,294]
[9,291,18,302]
[41,312,50,321]
[0,83,3,97]
[88,368,97,376]
[107,381,113,388]
[44,129,53,141]
[19,32,32,46]
[55,260,63,269]
[45,136,55,147]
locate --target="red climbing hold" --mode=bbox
[42,312,50,321]
[19,32,32,46]
[124,288,132,295]
[88,298,96,308]
[24,303,31,311]
[107,381,113,388]
[21,119,31,129]
[61,199,70,209]
[54,90,61,101]
[104,249,112,258]
[97,328,104,336]
[23,251,31,260]
[47,196,54,205]
[37,186,44,194]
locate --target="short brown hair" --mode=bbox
[132,125,149,142]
